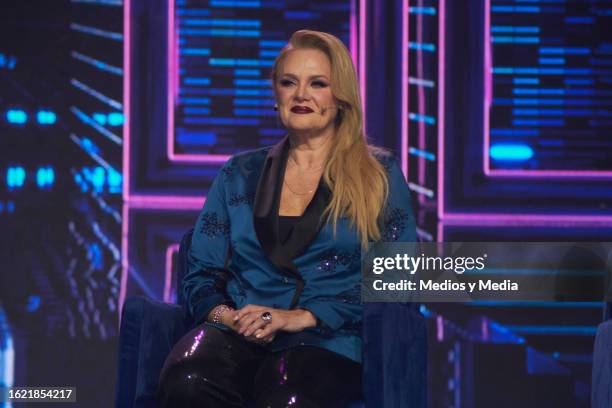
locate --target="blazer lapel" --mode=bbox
[252,136,331,308]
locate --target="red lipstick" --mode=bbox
[290,106,314,114]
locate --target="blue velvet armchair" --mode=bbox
[114,229,428,407]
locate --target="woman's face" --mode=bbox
[275,48,338,134]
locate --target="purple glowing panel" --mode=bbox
[484,0,612,178]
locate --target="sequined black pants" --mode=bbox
[158,324,362,408]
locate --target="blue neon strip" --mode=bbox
[184,77,211,85]
[71,79,122,110]
[236,89,273,96]
[234,69,260,76]
[492,36,540,43]
[259,128,286,136]
[71,106,122,145]
[177,9,212,16]
[233,98,274,106]
[179,28,260,37]
[182,48,211,55]
[259,40,285,48]
[505,325,597,335]
[70,23,123,41]
[176,131,217,145]
[233,108,276,116]
[491,26,540,33]
[233,78,271,86]
[492,67,592,74]
[181,18,260,27]
[71,51,123,75]
[184,117,260,125]
[408,147,436,161]
[209,58,275,67]
[37,110,57,125]
[514,108,594,116]
[513,78,539,84]
[565,78,593,85]
[209,1,261,8]
[409,42,436,51]
[6,109,27,124]
[538,57,565,64]
[259,50,279,58]
[285,11,320,19]
[183,107,211,115]
[513,88,565,95]
[408,6,436,15]
[408,113,436,125]
[513,118,564,126]
[491,128,540,136]
[490,144,534,160]
[179,97,211,105]
[565,16,594,24]
[491,6,540,12]
[539,47,590,55]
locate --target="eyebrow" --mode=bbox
[279,73,329,81]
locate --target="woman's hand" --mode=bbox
[233,304,317,342]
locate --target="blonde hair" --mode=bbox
[272,30,389,247]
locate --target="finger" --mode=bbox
[237,312,260,334]
[234,305,264,321]
[243,317,268,337]
[254,324,275,339]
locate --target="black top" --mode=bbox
[278,215,302,245]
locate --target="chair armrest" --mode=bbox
[115,296,189,408]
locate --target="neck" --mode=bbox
[288,127,334,168]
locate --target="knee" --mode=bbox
[255,386,320,408]
[158,360,211,407]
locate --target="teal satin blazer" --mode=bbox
[183,136,416,363]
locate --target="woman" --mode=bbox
[158,30,416,407]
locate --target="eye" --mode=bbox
[279,79,294,87]
[311,80,328,88]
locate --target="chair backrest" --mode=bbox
[176,228,194,307]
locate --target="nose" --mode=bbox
[294,83,310,101]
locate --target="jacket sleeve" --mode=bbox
[301,155,417,334]
[182,161,234,324]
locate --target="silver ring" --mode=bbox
[261,311,272,324]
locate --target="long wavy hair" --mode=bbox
[272,30,389,247]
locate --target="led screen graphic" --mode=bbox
[486,0,612,177]
[169,0,354,161]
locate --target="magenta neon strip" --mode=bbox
[120,0,131,318]
[442,213,612,225]
[436,0,446,221]
[164,244,180,303]
[127,195,205,209]
[416,0,426,203]
[119,203,129,318]
[401,0,409,176]
[122,0,131,204]
[359,0,367,129]
[350,0,358,68]
[482,0,612,179]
